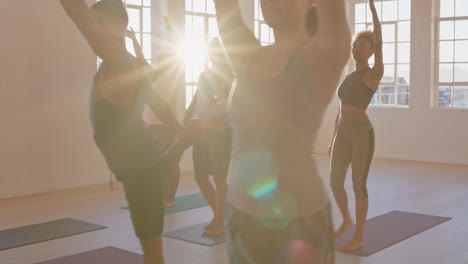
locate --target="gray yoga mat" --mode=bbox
[335,210,452,257]
[0,218,107,251]
[34,247,143,264]
[121,193,209,215]
[164,222,225,246]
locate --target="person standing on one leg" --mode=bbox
[59,1,187,263]
[184,38,233,237]
[128,20,184,208]
[330,0,383,251]
[213,0,350,263]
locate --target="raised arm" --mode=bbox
[59,0,127,63]
[306,0,351,101]
[212,0,260,73]
[127,28,150,66]
[369,0,384,80]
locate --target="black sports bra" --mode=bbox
[337,70,375,109]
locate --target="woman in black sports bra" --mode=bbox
[329,0,384,251]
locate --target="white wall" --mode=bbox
[315,0,468,165]
[0,0,110,199]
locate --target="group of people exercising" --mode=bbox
[59,0,383,263]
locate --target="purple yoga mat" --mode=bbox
[335,210,451,257]
[34,247,143,264]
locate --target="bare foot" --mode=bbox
[164,199,176,208]
[340,239,363,251]
[202,226,225,238]
[335,220,353,239]
[204,220,215,230]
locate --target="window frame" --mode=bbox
[434,0,468,109]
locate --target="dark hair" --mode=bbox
[306,6,318,37]
[91,0,128,28]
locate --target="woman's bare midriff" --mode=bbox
[340,104,370,124]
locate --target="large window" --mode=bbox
[184,0,219,107]
[352,0,411,107]
[254,0,274,46]
[436,0,468,108]
[96,0,152,66]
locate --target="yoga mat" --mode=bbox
[335,210,452,257]
[0,218,107,251]
[34,247,143,264]
[164,223,225,246]
[121,193,209,215]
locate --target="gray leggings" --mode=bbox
[330,121,374,199]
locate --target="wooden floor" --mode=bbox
[1,156,468,264]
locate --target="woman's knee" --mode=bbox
[353,183,368,199]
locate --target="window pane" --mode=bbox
[398,43,411,63]
[193,16,205,37]
[185,59,194,82]
[455,40,468,62]
[455,0,468,17]
[355,24,366,34]
[382,1,398,21]
[453,86,468,107]
[383,43,395,64]
[381,85,396,105]
[398,21,411,42]
[127,8,141,32]
[126,37,136,56]
[440,0,455,17]
[439,21,455,40]
[454,63,468,82]
[255,0,260,19]
[208,17,219,39]
[383,64,395,83]
[399,0,411,20]
[185,0,192,12]
[126,0,142,5]
[261,23,271,43]
[439,86,452,107]
[397,85,410,105]
[207,0,216,14]
[455,20,468,39]
[439,63,454,82]
[143,7,151,33]
[398,64,410,84]
[185,15,193,36]
[143,33,152,59]
[371,89,381,105]
[382,24,396,43]
[439,41,454,62]
[193,0,206,13]
[143,0,151,6]
[355,3,367,23]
